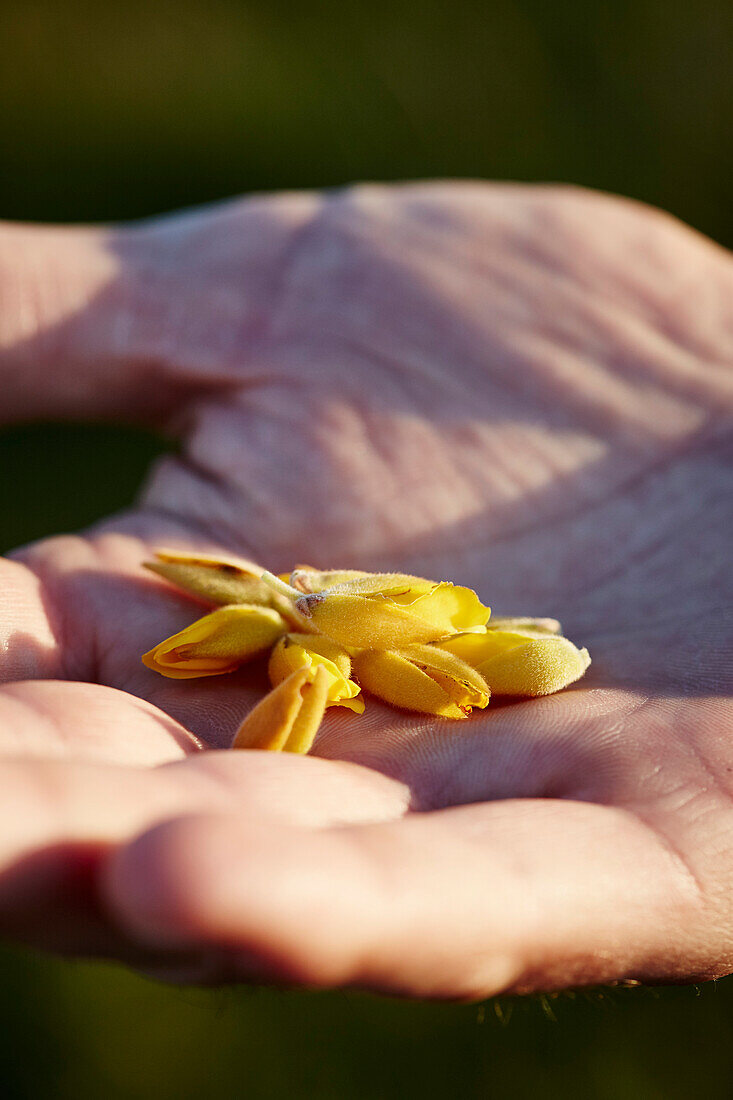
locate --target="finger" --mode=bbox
[0,557,63,681]
[0,195,320,426]
[103,796,713,998]
[0,751,407,958]
[0,681,201,765]
[9,522,272,747]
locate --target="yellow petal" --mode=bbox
[296,592,439,648]
[231,666,329,753]
[407,583,490,633]
[313,572,437,597]
[488,616,562,635]
[232,668,307,750]
[144,549,277,607]
[324,573,490,631]
[476,636,591,696]
[353,649,465,718]
[284,664,331,753]
[142,604,287,679]
[270,632,353,677]
[397,644,490,711]
[296,578,489,650]
[268,634,364,713]
[353,646,489,718]
[437,628,542,666]
[290,567,371,593]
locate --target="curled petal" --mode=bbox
[144,549,274,606]
[354,650,462,717]
[407,583,490,633]
[232,665,330,753]
[269,634,364,713]
[270,632,352,677]
[142,604,287,679]
[310,571,489,624]
[353,646,490,718]
[397,644,490,710]
[297,578,489,650]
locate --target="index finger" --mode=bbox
[102,796,712,998]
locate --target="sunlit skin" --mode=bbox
[0,182,731,996]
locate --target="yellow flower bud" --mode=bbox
[142,604,287,679]
[145,550,290,613]
[353,644,490,718]
[232,665,330,753]
[296,574,490,649]
[268,634,364,713]
[438,630,590,696]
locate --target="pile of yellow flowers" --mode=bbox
[142,551,590,755]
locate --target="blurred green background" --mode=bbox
[1,1,732,1096]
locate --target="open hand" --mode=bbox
[1,182,731,996]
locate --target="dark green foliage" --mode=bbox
[1,942,732,1100]
[0,0,731,246]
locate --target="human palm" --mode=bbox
[0,183,731,996]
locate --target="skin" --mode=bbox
[0,182,731,997]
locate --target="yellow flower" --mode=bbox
[144,550,301,622]
[353,643,490,718]
[142,554,592,754]
[145,549,272,604]
[293,572,490,649]
[232,665,330,753]
[141,604,287,679]
[268,633,364,713]
[437,629,590,696]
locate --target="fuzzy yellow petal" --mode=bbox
[437,628,542,666]
[284,664,331,753]
[290,568,371,593]
[354,650,464,718]
[296,592,440,649]
[438,629,591,695]
[476,636,591,696]
[397,644,491,711]
[142,604,287,679]
[231,666,329,753]
[268,634,364,713]
[296,577,489,650]
[353,646,489,718]
[488,616,562,635]
[144,549,277,607]
[297,572,430,598]
[407,583,490,633]
[307,571,487,620]
[270,633,352,677]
